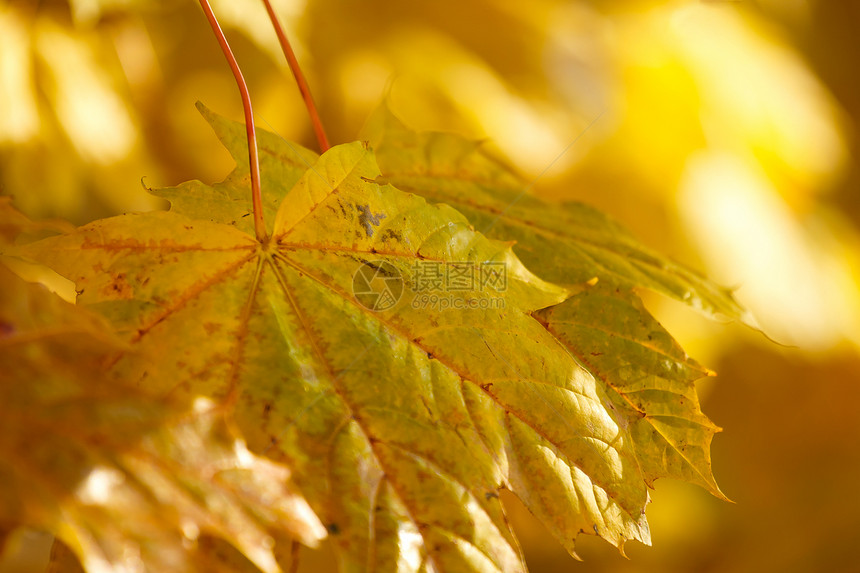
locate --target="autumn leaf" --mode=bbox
[365,107,744,497]
[0,255,324,572]
[0,196,73,245]
[17,105,676,571]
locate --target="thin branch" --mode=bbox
[198,0,268,243]
[261,0,331,152]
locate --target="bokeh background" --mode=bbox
[2,0,859,571]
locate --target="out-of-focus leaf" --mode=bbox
[679,151,860,350]
[0,262,325,573]
[0,4,161,223]
[0,196,73,246]
[49,535,299,573]
[0,198,87,302]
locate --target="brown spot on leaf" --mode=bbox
[380,228,402,243]
[203,322,221,335]
[103,272,134,299]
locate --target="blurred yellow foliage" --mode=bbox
[2,0,859,571]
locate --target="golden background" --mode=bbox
[1,1,858,571]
